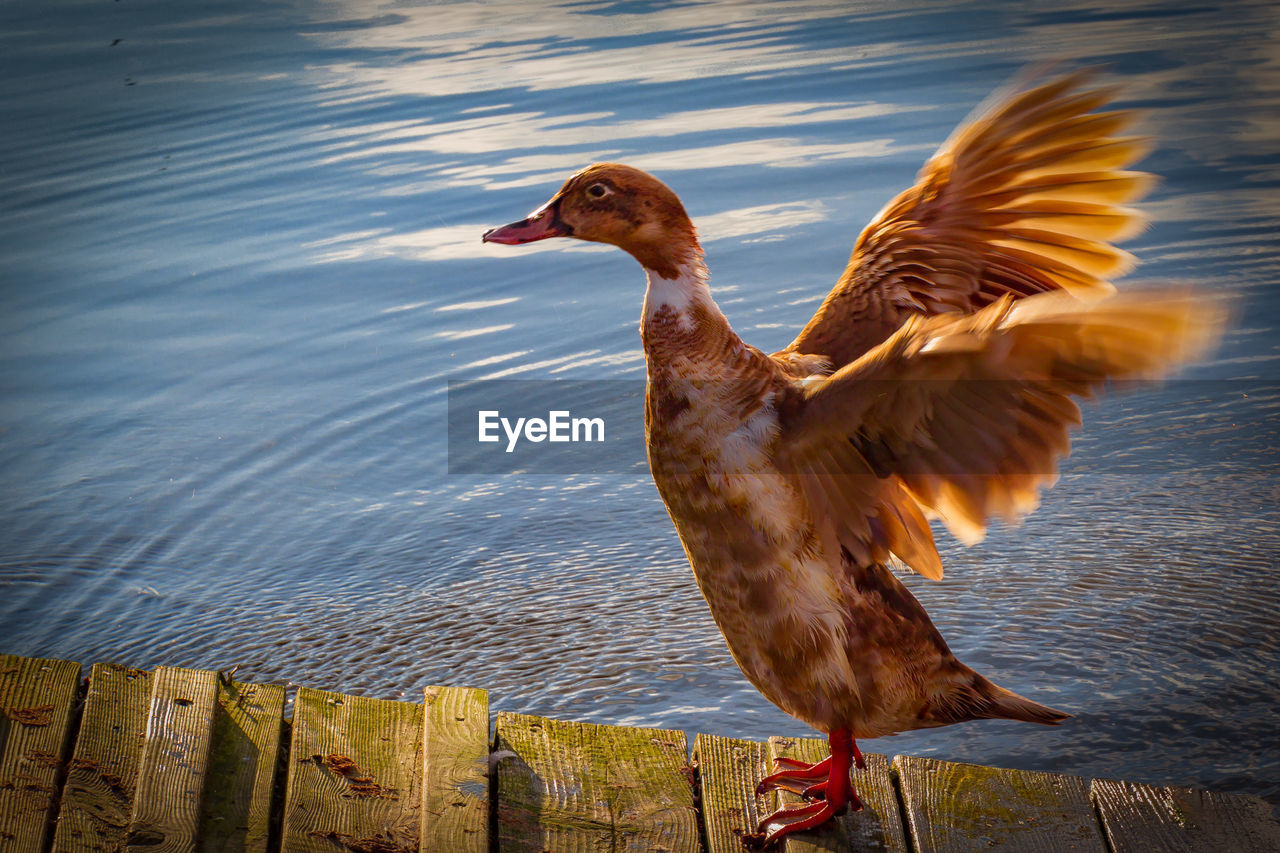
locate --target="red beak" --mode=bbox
[482,199,571,245]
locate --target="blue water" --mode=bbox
[2,0,1278,807]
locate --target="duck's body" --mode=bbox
[483,71,1222,845]
[637,255,1054,741]
[642,278,859,733]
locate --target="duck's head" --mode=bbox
[482,163,698,279]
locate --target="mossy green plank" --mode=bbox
[493,712,698,852]
[280,687,423,853]
[1092,777,1280,852]
[421,685,489,853]
[0,654,82,853]
[52,663,152,852]
[692,733,769,853]
[199,677,286,852]
[124,666,219,852]
[894,755,1105,852]
[768,737,907,853]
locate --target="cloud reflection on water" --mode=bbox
[324,101,916,158]
[306,0,950,95]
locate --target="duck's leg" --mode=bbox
[742,730,862,848]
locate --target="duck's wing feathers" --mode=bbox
[777,69,1152,370]
[776,290,1223,577]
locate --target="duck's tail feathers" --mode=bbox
[927,671,1070,727]
[982,679,1071,726]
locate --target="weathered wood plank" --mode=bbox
[493,712,698,853]
[0,654,82,853]
[124,666,220,852]
[199,676,286,852]
[280,687,422,853]
[52,663,153,853]
[1092,777,1280,852]
[692,734,769,853]
[769,737,908,853]
[420,685,489,853]
[894,755,1105,852]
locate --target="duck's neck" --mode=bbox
[641,251,714,323]
[623,218,714,329]
[639,247,744,369]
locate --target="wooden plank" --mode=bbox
[894,755,1105,852]
[52,663,153,853]
[420,685,489,853]
[199,676,286,852]
[692,733,769,853]
[1092,777,1280,852]
[280,687,422,853]
[124,666,219,852]
[0,654,82,853]
[769,737,908,853]
[492,712,698,853]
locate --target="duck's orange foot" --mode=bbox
[741,730,863,848]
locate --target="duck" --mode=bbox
[482,70,1222,847]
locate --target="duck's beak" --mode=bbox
[482,198,572,245]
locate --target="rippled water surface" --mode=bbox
[3,0,1278,806]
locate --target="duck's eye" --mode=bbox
[586,183,609,199]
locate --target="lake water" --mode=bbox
[2,0,1278,808]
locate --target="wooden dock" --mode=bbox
[1,653,1277,852]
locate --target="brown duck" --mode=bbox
[482,71,1221,845]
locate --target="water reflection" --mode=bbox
[0,0,1277,810]
[306,0,914,94]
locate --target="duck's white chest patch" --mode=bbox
[722,402,796,538]
[642,265,706,327]
[720,394,778,466]
[679,388,795,542]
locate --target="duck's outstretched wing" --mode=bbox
[775,69,1152,372]
[776,290,1223,577]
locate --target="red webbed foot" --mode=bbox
[741,730,863,848]
[740,798,849,848]
[799,778,829,801]
[755,754,833,797]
